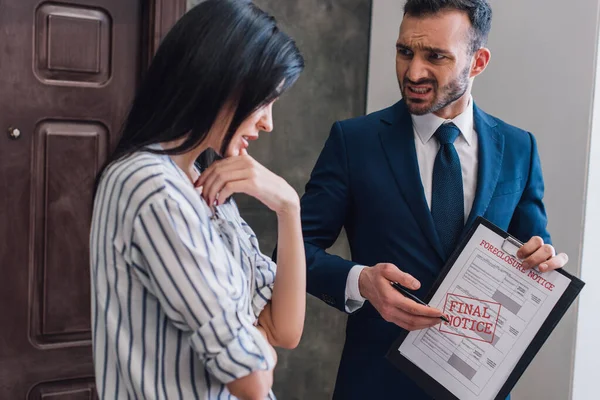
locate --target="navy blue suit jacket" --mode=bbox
[301,100,550,399]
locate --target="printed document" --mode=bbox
[397,223,571,400]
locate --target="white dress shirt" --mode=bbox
[344,98,479,312]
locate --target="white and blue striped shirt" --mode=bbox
[90,148,277,399]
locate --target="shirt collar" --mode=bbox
[411,96,475,146]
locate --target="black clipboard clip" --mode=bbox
[501,236,523,259]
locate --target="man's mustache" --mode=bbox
[403,78,437,86]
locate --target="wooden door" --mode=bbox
[0,0,185,398]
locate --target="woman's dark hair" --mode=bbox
[96,0,304,188]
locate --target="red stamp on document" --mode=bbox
[439,293,502,344]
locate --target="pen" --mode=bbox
[390,281,450,323]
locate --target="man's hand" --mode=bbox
[358,263,444,330]
[517,236,569,273]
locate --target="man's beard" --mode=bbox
[401,64,471,115]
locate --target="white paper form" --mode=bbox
[397,223,571,400]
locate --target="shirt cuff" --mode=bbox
[190,311,276,384]
[345,265,367,313]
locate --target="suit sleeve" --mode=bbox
[301,121,357,312]
[508,132,552,245]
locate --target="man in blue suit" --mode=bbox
[300,0,569,398]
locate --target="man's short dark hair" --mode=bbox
[404,0,492,54]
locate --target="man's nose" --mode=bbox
[405,57,429,83]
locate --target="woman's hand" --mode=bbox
[195,153,299,216]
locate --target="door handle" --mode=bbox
[8,126,21,140]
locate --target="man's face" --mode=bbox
[396,10,475,115]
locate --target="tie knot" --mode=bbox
[434,123,461,145]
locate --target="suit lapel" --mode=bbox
[464,104,504,233]
[378,101,446,261]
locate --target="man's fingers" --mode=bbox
[381,286,444,318]
[379,263,420,290]
[385,308,441,330]
[521,244,555,270]
[394,296,444,318]
[539,253,569,272]
[517,236,544,259]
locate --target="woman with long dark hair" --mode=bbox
[90,1,305,399]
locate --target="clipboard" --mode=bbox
[386,217,585,400]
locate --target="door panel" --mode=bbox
[30,121,109,349]
[35,4,112,86]
[0,0,185,397]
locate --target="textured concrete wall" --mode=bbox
[186,1,371,399]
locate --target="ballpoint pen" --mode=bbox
[390,281,450,323]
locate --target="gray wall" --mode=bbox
[572,2,600,398]
[366,0,403,113]
[367,0,599,399]
[186,1,372,399]
[474,2,596,399]
[573,50,600,398]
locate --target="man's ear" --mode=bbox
[470,47,491,78]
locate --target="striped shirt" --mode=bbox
[90,148,277,399]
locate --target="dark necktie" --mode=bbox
[431,122,464,259]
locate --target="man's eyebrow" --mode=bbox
[396,42,452,55]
